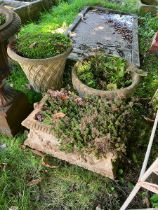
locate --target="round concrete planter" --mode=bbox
[72,56,140,100]
[7,45,72,92]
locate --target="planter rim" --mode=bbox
[0,6,13,31]
[7,43,72,62]
[22,94,53,133]
[72,55,140,97]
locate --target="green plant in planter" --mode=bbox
[35,90,136,158]
[14,32,72,59]
[76,53,132,91]
[0,14,5,26]
[8,32,72,92]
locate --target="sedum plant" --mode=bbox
[35,90,136,158]
[76,53,132,91]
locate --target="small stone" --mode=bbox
[0,144,6,150]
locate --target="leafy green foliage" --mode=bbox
[15,33,71,59]
[0,14,5,26]
[76,53,131,90]
[35,90,136,157]
[139,14,158,55]
[150,194,158,208]
[136,14,158,98]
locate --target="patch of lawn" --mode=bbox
[0,135,42,210]
[0,134,121,210]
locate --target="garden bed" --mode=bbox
[67,6,140,66]
[1,0,55,23]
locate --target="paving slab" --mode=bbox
[66,7,140,67]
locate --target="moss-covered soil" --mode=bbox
[15,33,72,59]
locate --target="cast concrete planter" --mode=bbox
[72,56,140,100]
[7,45,72,92]
[22,95,118,180]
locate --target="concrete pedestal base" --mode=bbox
[0,91,31,136]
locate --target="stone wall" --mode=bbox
[1,0,55,24]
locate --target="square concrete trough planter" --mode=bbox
[22,95,118,180]
[1,0,55,24]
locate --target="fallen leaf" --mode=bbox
[0,163,7,171]
[27,178,41,186]
[42,161,58,169]
[60,95,69,101]
[143,196,150,208]
[53,112,65,120]
[29,42,37,48]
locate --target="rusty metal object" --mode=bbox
[0,6,21,105]
[0,6,30,136]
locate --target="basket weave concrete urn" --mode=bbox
[0,6,30,136]
[7,44,72,92]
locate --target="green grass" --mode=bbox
[19,0,137,37]
[0,134,121,210]
[0,135,42,210]
[2,0,158,209]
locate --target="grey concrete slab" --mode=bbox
[66,6,140,67]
